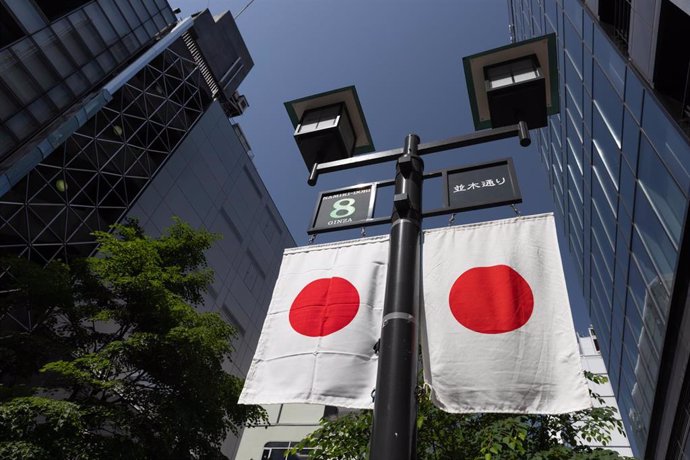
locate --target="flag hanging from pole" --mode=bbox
[239,235,389,409]
[421,213,591,414]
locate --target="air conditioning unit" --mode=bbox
[224,91,249,117]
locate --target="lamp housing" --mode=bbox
[285,86,374,171]
[463,34,559,130]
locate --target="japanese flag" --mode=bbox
[239,235,388,409]
[421,213,591,414]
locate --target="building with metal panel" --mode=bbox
[0,2,293,457]
[507,0,690,457]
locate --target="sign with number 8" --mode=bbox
[311,184,375,233]
[330,199,357,218]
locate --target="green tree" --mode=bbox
[0,218,264,459]
[293,372,633,460]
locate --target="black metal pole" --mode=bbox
[370,134,423,460]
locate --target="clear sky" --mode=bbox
[170,0,592,332]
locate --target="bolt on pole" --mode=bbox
[370,134,423,460]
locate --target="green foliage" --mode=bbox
[0,218,265,459]
[292,373,634,460]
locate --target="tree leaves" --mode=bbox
[0,218,265,459]
[292,373,635,460]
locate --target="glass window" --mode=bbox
[52,18,89,66]
[99,0,130,34]
[619,157,635,218]
[592,208,614,275]
[550,114,562,147]
[11,39,57,92]
[564,19,582,75]
[632,213,676,299]
[593,26,626,97]
[625,67,644,122]
[622,108,639,172]
[591,276,611,332]
[593,106,621,189]
[545,0,558,30]
[613,243,630,317]
[592,151,618,219]
[563,0,583,35]
[567,136,583,175]
[552,140,564,173]
[545,13,557,34]
[583,92,592,141]
[47,83,72,109]
[568,183,584,234]
[583,8,593,50]
[638,135,686,246]
[116,1,140,28]
[0,50,39,104]
[565,61,583,117]
[642,99,690,194]
[84,3,118,46]
[568,198,584,241]
[583,45,593,97]
[609,344,621,393]
[593,63,623,147]
[566,107,583,145]
[70,10,103,56]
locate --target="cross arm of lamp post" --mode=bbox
[307,120,530,186]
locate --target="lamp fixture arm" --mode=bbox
[307,121,530,186]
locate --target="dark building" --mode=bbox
[0,1,293,457]
[507,0,690,457]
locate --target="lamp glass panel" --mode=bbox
[486,63,514,89]
[512,58,541,82]
[485,56,542,89]
[296,105,341,135]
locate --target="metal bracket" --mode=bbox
[393,193,410,213]
[398,154,414,174]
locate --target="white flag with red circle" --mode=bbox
[238,235,388,409]
[421,213,591,414]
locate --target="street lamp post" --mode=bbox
[285,34,558,460]
[370,134,423,459]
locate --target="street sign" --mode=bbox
[309,184,377,233]
[443,158,521,212]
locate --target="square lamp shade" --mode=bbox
[285,86,374,172]
[463,34,559,130]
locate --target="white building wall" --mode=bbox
[579,330,635,457]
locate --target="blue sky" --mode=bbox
[171,0,592,332]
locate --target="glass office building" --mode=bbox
[508,0,690,457]
[0,2,293,457]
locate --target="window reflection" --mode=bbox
[564,18,583,75]
[642,100,690,193]
[593,26,626,96]
[638,135,685,246]
[622,108,639,171]
[593,63,623,147]
[625,68,644,122]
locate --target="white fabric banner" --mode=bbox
[421,213,591,414]
[239,235,388,409]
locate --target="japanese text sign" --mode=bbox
[445,158,521,211]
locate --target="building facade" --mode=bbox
[0,1,294,458]
[508,0,690,457]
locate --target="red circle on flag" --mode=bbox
[448,265,534,334]
[289,277,360,337]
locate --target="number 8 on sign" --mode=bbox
[330,198,356,218]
